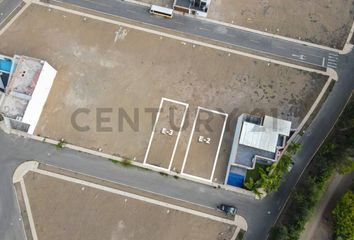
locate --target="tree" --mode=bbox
[336,155,354,175]
[287,142,301,155]
[268,225,288,240]
[332,190,354,240]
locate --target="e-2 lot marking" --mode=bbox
[181,107,228,181]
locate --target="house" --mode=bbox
[173,0,210,17]
[225,114,292,188]
[0,54,56,134]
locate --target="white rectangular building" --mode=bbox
[0,55,56,134]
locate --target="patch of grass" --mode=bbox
[109,158,151,172]
[159,172,168,177]
[110,159,133,168]
[236,229,246,240]
[56,139,66,149]
[110,159,119,164]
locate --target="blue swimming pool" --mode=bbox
[227,172,245,188]
[0,58,12,73]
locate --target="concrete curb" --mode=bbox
[13,161,39,183]
[345,22,354,45]
[12,161,39,240]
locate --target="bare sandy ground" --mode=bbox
[23,171,236,240]
[0,5,327,183]
[207,0,354,49]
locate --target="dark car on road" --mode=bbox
[217,204,237,216]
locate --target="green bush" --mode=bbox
[332,190,354,240]
[268,225,288,240]
[56,139,66,149]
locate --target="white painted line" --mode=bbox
[169,103,188,171]
[126,9,137,14]
[327,62,337,66]
[250,39,260,44]
[329,53,339,56]
[161,97,188,107]
[328,55,338,60]
[198,106,228,117]
[143,98,164,165]
[180,107,200,174]
[20,179,38,240]
[322,57,325,67]
[181,172,213,183]
[144,97,188,171]
[210,113,228,182]
[32,168,237,225]
[181,107,228,182]
[199,27,209,31]
[327,60,338,64]
[144,162,172,172]
[328,59,338,63]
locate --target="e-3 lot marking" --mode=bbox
[144,98,188,170]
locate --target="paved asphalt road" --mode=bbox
[0,0,22,25]
[0,0,353,239]
[56,0,340,69]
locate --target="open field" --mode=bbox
[20,170,237,240]
[0,4,327,183]
[208,0,354,48]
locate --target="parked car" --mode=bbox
[217,204,237,216]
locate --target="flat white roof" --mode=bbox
[263,115,291,136]
[22,62,56,134]
[239,122,280,153]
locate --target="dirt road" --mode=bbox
[300,172,354,240]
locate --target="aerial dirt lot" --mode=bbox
[208,0,354,48]
[22,171,236,240]
[0,4,327,183]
